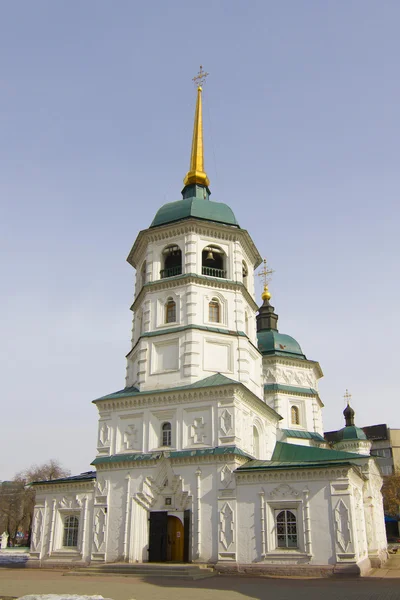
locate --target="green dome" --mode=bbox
[337,426,367,441]
[150,184,239,229]
[257,330,306,359]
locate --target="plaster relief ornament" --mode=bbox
[221,465,233,488]
[98,422,110,447]
[93,508,107,551]
[31,509,43,551]
[95,477,108,497]
[269,483,300,498]
[58,496,82,510]
[220,502,234,550]
[123,423,138,450]
[334,499,351,552]
[189,417,206,444]
[220,409,233,435]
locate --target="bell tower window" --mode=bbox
[161,245,182,279]
[209,298,221,323]
[165,298,176,323]
[242,261,248,288]
[162,422,172,447]
[291,405,300,426]
[202,245,226,278]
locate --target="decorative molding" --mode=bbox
[220,502,234,550]
[236,466,353,484]
[268,483,300,498]
[58,496,83,510]
[334,499,351,552]
[220,409,233,436]
[221,465,233,488]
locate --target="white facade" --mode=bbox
[29,91,388,575]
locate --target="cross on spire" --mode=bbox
[344,389,352,405]
[192,65,209,89]
[257,258,275,301]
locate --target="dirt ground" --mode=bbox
[1,569,400,600]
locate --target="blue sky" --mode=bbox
[1,1,399,479]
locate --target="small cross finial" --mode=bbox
[192,65,209,89]
[258,258,275,302]
[344,389,352,405]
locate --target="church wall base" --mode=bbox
[215,558,374,578]
[369,550,389,568]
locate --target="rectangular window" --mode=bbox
[275,509,298,549]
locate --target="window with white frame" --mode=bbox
[162,422,172,447]
[209,298,221,323]
[63,515,79,548]
[252,425,260,458]
[275,509,298,548]
[165,297,176,323]
[291,405,300,426]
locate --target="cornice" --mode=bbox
[131,273,259,312]
[94,382,281,423]
[235,465,354,483]
[127,219,262,270]
[94,452,250,472]
[31,481,95,493]
[263,354,323,379]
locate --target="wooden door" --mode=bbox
[167,515,184,562]
[183,509,191,563]
[148,511,168,562]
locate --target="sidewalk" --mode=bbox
[368,553,400,578]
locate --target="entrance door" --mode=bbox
[148,512,168,562]
[167,515,184,562]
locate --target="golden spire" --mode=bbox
[183,66,210,188]
[258,258,275,301]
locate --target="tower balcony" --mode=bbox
[160,265,183,279]
[202,266,226,279]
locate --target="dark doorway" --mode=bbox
[148,511,168,562]
[148,511,191,562]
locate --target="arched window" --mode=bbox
[161,245,182,279]
[291,405,300,425]
[165,298,176,323]
[141,260,147,285]
[63,515,79,547]
[209,298,221,323]
[202,245,226,278]
[276,510,297,548]
[242,261,248,288]
[252,425,260,459]
[162,422,172,447]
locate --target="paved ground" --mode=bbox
[1,564,400,600]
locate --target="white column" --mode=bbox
[40,501,48,559]
[48,499,57,555]
[303,488,312,555]
[259,491,266,558]
[123,474,132,561]
[195,468,201,559]
[81,496,89,560]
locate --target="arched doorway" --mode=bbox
[167,515,184,562]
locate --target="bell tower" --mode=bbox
[125,70,264,397]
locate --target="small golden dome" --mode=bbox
[261,285,271,301]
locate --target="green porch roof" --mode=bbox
[236,441,369,472]
[92,446,250,466]
[264,384,319,397]
[282,429,326,442]
[94,373,239,402]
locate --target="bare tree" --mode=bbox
[0,459,70,546]
[382,473,400,518]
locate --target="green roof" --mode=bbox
[151,195,239,229]
[257,330,306,359]
[264,384,319,397]
[92,446,250,466]
[282,429,326,442]
[94,373,239,402]
[236,441,369,472]
[338,425,368,441]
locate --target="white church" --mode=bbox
[30,75,387,576]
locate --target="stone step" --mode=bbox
[65,563,215,580]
